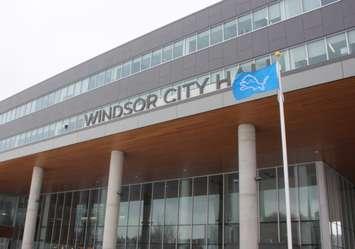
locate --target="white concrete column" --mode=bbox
[21,166,43,249]
[238,124,258,249]
[102,150,124,249]
[316,161,332,249]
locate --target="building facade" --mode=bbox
[1,0,355,248]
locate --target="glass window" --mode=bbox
[224,20,237,40]
[307,39,327,65]
[141,53,151,70]
[269,2,283,24]
[208,175,223,225]
[173,40,184,58]
[193,177,207,225]
[192,225,205,249]
[303,0,321,11]
[122,61,131,77]
[348,30,355,54]
[162,45,173,62]
[186,35,197,54]
[115,66,122,80]
[119,186,129,226]
[259,169,278,243]
[152,182,165,225]
[238,13,252,35]
[165,181,179,225]
[327,33,348,60]
[298,165,319,220]
[151,49,162,67]
[271,50,290,72]
[321,0,338,5]
[255,55,270,70]
[132,57,141,74]
[290,45,307,70]
[81,78,89,93]
[285,0,302,18]
[210,25,223,45]
[253,7,268,30]
[197,30,210,50]
[224,173,238,224]
[128,185,141,226]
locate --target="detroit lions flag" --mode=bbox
[232,63,279,101]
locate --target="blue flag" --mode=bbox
[232,63,279,101]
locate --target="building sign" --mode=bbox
[84,72,231,127]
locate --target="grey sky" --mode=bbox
[0,0,220,102]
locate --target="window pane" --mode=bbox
[132,57,141,74]
[152,182,165,225]
[298,165,319,220]
[165,181,179,225]
[285,0,302,18]
[348,30,355,54]
[271,50,290,72]
[224,173,238,224]
[128,185,141,226]
[210,25,223,45]
[186,35,197,54]
[193,177,207,225]
[327,33,348,60]
[269,2,282,24]
[253,8,268,30]
[224,20,237,40]
[122,61,131,77]
[208,175,223,224]
[321,0,338,5]
[255,55,270,70]
[162,45,173,62]
[290,45,307,70]
[238,14,252,35]
[141,53,151,70]
[192,225,205,249]
[307,39,327,65]
[174,40,184,58]
[151,49,162,66]
[197,30,210,50]
[179,179,192,225]
[303,0,321,11]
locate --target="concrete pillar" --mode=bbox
[21,166,43,249]
[316,161,332,249]
[238,124,258,249]
[102,150,124,249]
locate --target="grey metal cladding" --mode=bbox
[343,0,355,28]
[321,1,345,35]
[302,9,324,41]
[253,29,269,57]
[0,0,355,140]
[285,17,305,46]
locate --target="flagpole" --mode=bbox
[274,52,293,249]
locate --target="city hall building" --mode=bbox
[1,0,355,248]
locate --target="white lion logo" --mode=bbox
[239,74,269,91]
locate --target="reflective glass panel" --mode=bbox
[290,45,307,69]
[210,25,223,45]
[224,20,237,40]
[151,49,162,67]
[197,30,210,50]
[141,53,151,71]
[238,14,252,35]
[327,33,348,59]
[285,0,302,18]
[348,30,355,54]
[307,39,327,65]
[128,185,142,226]
[122,61,131,77]
[132,57,141,74]
[303,0,321,11]
[253,7,268,30]
[174,40,184,58]
[193,177,207,225]
[269,2,283,24]
[152,182,165,225]
[186,35,197,54]
[163,45,173,62]
[165,181,179,225]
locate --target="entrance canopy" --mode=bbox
[0,77,354,193]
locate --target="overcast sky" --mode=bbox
[0,0,220,102]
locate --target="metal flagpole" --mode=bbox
[274,51,293,249]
